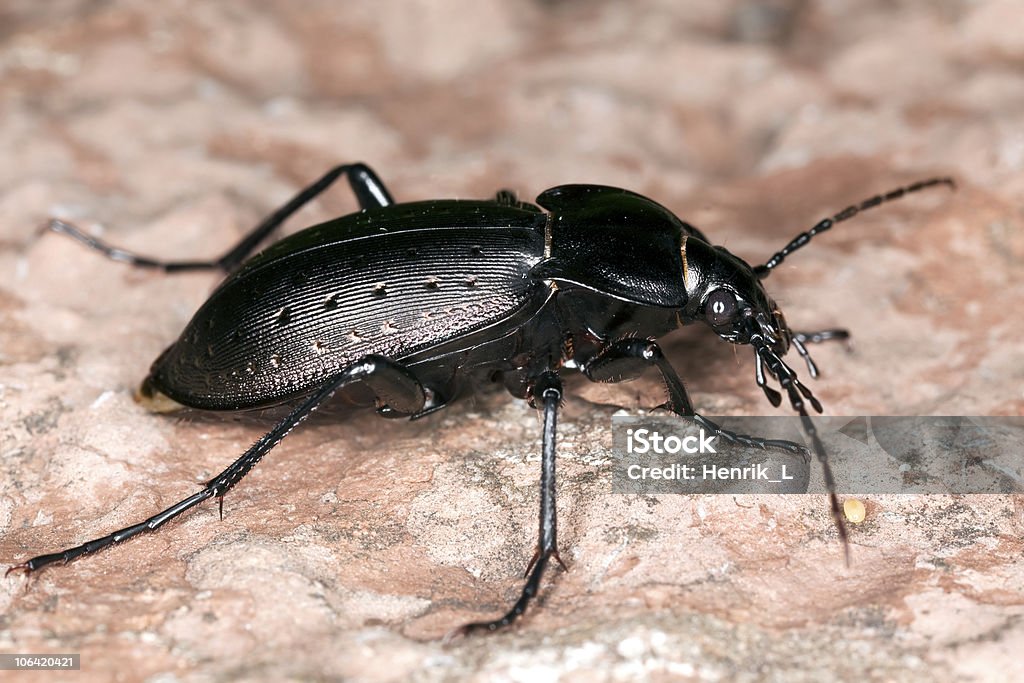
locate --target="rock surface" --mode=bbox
[1,1,1022,681]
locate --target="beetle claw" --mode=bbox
[5,562,30,578]
[523,549,567,578]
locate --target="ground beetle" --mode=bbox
[8,163,953,633]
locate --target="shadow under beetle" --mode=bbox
[9,163,953,634]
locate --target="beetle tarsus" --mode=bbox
[454,372,564,634]
[48,219,209,271]
[453,552,554,638]
[5,562,31,577]
[524,548,567,578]
[48,163,396,273]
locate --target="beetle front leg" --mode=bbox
[452,371,565,636]
[49,162,395,273]
[581,337,807,455]
[7,355,424,575]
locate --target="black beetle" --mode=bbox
[9,163,953,633]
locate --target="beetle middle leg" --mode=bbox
[580,337,808,455]
[452,371,565,636]
[7,355,424,575]
[48,162,395,273]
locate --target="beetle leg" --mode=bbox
[452,371,565,636]
[48,162,395,273]
[580,337,807,455]
[6,355,422,576]
[215,163,395,271]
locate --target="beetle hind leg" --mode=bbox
[48,162,395,273]
[6,355,424,575]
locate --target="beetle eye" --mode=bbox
[705,289,738,325]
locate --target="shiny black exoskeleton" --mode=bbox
[9,163,953,634]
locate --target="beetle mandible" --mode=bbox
[8,163,953,633]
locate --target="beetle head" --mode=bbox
[675,176,954,415]
[682,237,822,412]
[682,238,790,352]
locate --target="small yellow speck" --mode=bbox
[843,498,866,524]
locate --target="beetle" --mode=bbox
[8,163,953,633]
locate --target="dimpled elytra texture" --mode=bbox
[1,2,1023,682]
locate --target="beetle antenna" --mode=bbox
[754,177,955,277]
[754,341,849,564]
